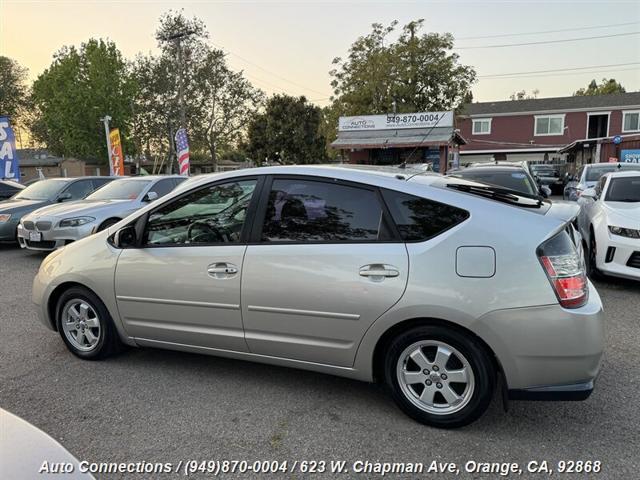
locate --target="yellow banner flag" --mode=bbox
[109,129,125,176]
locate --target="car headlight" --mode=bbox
[609,226,640,239]
[0,214,11,223]
[58,216,95,228]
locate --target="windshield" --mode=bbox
[586,164,640,182]
[452,170,537,196]
[605,177,640,202]
[85,179,150,200]
[14,179,68,200]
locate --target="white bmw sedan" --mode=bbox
[18,176,185,251]
[577,170,640,280]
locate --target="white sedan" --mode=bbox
[577,170,640,280]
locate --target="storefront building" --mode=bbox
[330,111,466,173]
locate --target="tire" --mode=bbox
[587,231,603,280]
[384,325,495,429]
[55,286,121,360]
[97,218,121,232]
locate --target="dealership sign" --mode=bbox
[338,111,454,131]
[0,116,21,181]
[621,149,640,163]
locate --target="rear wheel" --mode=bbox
[384,325,495,428]
[56,286,121,360]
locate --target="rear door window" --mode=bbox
[382,189,469,241]
[259,178,393,242]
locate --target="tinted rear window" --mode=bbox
[453,170,536,195]
[382,189,469,241]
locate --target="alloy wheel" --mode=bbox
[61,300,101,352]
[396,340,475,415]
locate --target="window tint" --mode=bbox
[453,170,536,196]
[62,180,95,200]
[382,189,469,241]
[149,178,177,198]
[261,179,391,242]
[92,178,112,189]
[605,177,640,202]
[144,179,257,246]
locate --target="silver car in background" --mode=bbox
[18,175,185,251]
[32,166,604,428]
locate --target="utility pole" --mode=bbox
[157,29,195,172]
[100,115,113,176]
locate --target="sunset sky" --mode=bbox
[2,0,640,106]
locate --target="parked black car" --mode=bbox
[0,179,25,200]
[447,165,551,198]
[530,164,565,195]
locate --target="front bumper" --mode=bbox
[0,218,19,242]
[17,221,96,251]
[595,232,640,281]
[474,281,604,395]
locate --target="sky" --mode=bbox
[2,0,640,107]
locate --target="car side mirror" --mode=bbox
[110,225,137,249]
[143,191,159,202]
[57,193,72,202]
[581,187,597,199]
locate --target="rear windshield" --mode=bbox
[451,170,536,196]
[605,177,640,202]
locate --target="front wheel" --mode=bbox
[56,286,121,360]
[384,325,495,428]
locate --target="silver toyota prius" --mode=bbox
[32,166,604,428]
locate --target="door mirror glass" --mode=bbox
[111,225,137,249]
[581,187,597,199]
[143,191,159,202]
[57,192,72,202]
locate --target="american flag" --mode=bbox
[175,128,190,176]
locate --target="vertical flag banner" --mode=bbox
[109,128,125,176]
[0,117,21,181]
[175,128,190,176]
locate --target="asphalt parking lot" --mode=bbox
[1,244,639,479]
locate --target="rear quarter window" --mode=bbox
[382,189,469,242]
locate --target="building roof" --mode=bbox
[331,127,465,149]
[461,92,640,117]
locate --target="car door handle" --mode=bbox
[207,263,239,277]
[359,264,400,278]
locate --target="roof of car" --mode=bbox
[453,165,527,173]
[603,170,640,178]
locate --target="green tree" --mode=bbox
[245,94,327,165]
[0,56,29,123]
[330,19,476,116]
[132,11,263,171]
[574,78,626,96]
[30,39,136,161]
[509,89,539,101]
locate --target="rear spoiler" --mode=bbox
[544,200,580,223]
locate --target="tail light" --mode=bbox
[537,229,588,308]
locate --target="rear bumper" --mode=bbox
[473,281,604,394]
[508,379,595,401]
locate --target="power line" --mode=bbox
[479,62,640,78]
[211,41,330,96]
[456,21,639,40]
[456,31,640,49]
[480,67,640,81]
